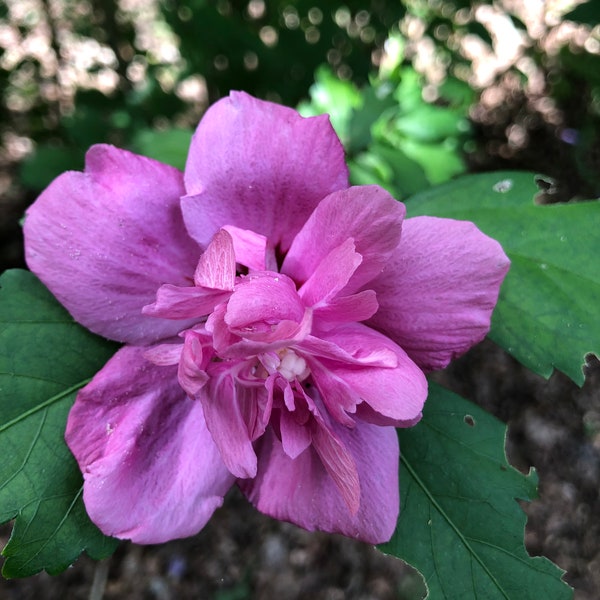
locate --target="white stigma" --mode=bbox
[277,349,310,382]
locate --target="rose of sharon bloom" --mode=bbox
[24,92,509,545]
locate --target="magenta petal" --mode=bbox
[279,410,312,459]
[307,359,360,427]
[240,422,400,544]
[226,273,304,327]
[355,403,422,429]
[311,421,360,514]
[194,229,236,290]
[317,324,428,425]
[182,91,348,252]
[222,225,276,272]
[24,145,199,345]
[142,284,231,319]
[65,346,234,543]
[299,333,398,369]
[143,343,182,366]
[368,216,511,371]
[313,290,379,329]
[298,238,362,306]
[224,272,311,345]
[178,331,209,398]
[200,372,258,479]
[282,186,405,291]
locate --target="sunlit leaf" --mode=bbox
[407,171,600,385]
[298,66,363,147]
[346,84,397,154]
[381,382,572,599]
[392,105,469,143]
[396,138,466,184]
[349,144,430,198]
[0,270,119,577]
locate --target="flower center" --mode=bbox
[277,348,310,382]
[254,347,311,382]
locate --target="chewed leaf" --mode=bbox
[0,269,119,577]
[380,382,572,599]
[407,171,600,385]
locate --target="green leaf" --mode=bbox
[130,128,194,170]
[380,382,572,599]
[396,138,466,184]
[0,269,119,577]
[298,67,363,146]
[437,76,476,111]
[394,68,427,113]
[349,144,430,199]
[393,105,469,144]
[19,145,84,191]
[346,83,397,154]
[407,171,600,385]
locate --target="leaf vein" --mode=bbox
[0,409,48,493]
[401,454,511,600]
[0,378,93,433]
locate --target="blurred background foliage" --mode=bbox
[1,0,600,266]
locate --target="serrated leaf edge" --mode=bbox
[2,486,85,575]
[400,453,511,600]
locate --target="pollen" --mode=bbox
[277,349,310,382]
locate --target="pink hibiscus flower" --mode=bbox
[23,92,509,545]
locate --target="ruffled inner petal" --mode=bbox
[222,225,277,272]
[282,185,405,292]
[200,368,259,479]
[224,272,312,346]
[279,407,313,459]
[178,330,210,398]
[316,323,428,425]
[142,284,232,320]
[298,334,398,369]
[226,272,304,327]
[194,228,236,290]
[306,359,359,427]
[297,238,362,306]
[313,290,379,330]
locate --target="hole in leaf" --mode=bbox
[492,179,513,193]
[464,414,476,427]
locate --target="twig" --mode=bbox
[89,558,111,600]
